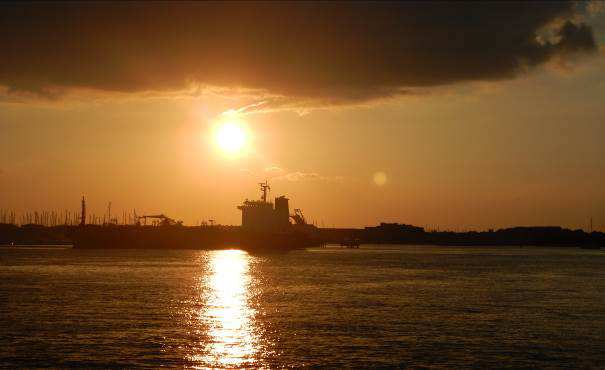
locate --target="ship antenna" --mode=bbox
[259,180,271,202]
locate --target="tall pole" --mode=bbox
[80,196,86,226]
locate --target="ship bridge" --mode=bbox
[238,181,291,232]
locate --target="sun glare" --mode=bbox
[215,121,248,156]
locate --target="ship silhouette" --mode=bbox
[67,182,324,251]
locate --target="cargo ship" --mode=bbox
[68,182,324,251]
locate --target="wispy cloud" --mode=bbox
[275,171,343,183]
[245,166,343,183]
[264,166,285,175]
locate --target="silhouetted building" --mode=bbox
[365,223,425,233]
[364,222,425,243]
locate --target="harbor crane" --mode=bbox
[136,214,182,227]
[290,208,307,225]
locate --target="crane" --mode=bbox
[290,208,307,225]
[137,214,182,227]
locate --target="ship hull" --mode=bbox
[68,225,322,251]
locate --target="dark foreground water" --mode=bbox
[1,245,604,368]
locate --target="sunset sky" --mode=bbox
[1,2,605,230]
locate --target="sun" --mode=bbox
[214,121,248,156]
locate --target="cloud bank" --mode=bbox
[0,2,597,104]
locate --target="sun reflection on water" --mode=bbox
[194,249,260,368]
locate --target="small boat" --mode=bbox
[340,238,361,248]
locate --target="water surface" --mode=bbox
[1,245,603,368]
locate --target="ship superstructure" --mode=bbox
[237,181,292,232]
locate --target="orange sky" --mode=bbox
[1,2,605,230]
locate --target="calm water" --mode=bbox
[1,245,604,368]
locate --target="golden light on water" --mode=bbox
[199,249,259,367]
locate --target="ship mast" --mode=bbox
[259,181,271,203]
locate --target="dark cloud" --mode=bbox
[556,21,596,54]
[0,2,597,103]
